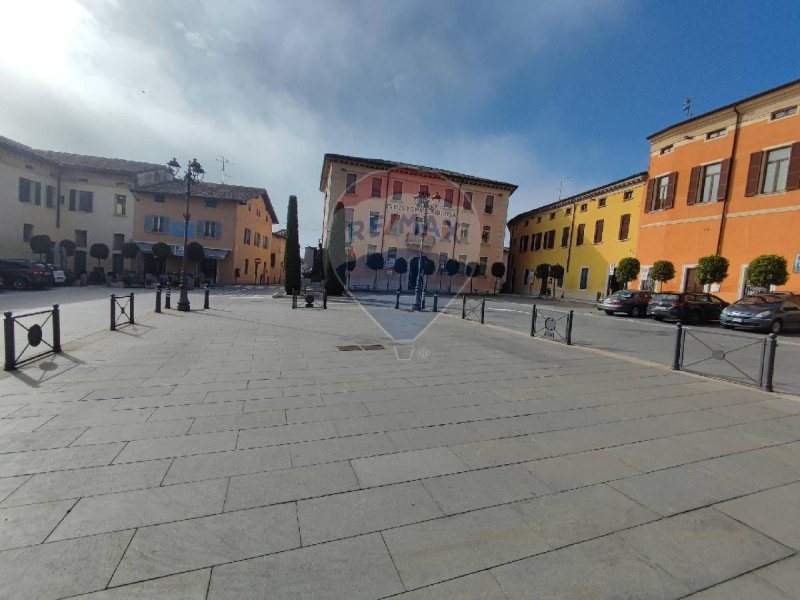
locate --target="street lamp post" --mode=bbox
[167,157,204,312]
[412,190,440,311]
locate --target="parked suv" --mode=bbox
[647,292,728,324]
[0,260,55,289]
[596,290,652,317]
[720,293,800,334]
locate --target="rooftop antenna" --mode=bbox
[558,177,569,201]
[216,156,234,184]
[683,97,693,118]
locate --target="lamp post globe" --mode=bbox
[168,158,204,312]
[412,191,440,311]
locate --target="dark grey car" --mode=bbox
[596,290,652,317]
[720,293,800,334]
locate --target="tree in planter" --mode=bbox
[152,242,172,276]
[534,263,551,297]
[365,252,384,290]
[550,264,565,297]
[324,201,346,295]
[392,257,408,291]
[89,243,109,268]
[29,235,52,262]
[59,239,76,270]
[465,262,480,294]
[649,260,676,292]
[121,242,139,272]
[284,195,302,294]
[491,262,506,293]
[445,259,460,293]
[187,241,205,278]
[615,257,641,290]
[696,255,729,290]
[421,256,436,292]
[345,248,357,289]
[747,254,788,291]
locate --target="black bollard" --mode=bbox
[52,304,61,353]
[461,296,466,319]
[762,333,777,392]
[129,293,135,324]
[155,285,162,313]
[395,290,400,310]
[531,304,537,336]
[480,299,486,324]
[204,283,210,309]
[672,322,683,370]
[110,295,116,331]
[566,310,573,345]
[432,292,438,313]
[4,312,14,371]
[323,290,328,309]
[292,290,298,309]
[165,286,171,310]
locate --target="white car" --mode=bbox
[46,264,66,284]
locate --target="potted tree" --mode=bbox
[649,260,676,292]
[465,262,480,294]
[366,252,384,291]
[747,254,788,292]
[89,243,109,284]
[615,257,641,291]
[550,264,565,297]
[445,259,460,293]
[29,235,52,262]
[534,263,551,297]
[187,241,205,287]
[152,242,173,281]
[490,262,506,293]
[393,257,408,291]
[696,255,729,292]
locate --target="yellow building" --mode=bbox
[507,172,647,301]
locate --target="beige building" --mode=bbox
[0,135,166,275]
[319,154,517,291]
[131,181,279,284]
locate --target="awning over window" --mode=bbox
[132,241,230,260]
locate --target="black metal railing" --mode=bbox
[671,322,777,391]
[110,293,134,331]
[292,289,327,309]
[462,297,485,323]
[4,305,62,371]
[530,304,573,345]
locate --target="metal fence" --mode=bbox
[4,305,62,371]
[531,305,574,345]
[461,297,485,323]
[292,289,328,309]
[110,293,135,331]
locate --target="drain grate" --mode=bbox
[336,344,385,351]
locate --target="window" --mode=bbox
[18,178,32,203]
[112,234,124,251]
[579,267,589,290]
[150,216,168,234]
[75,230,87,247]
[623,190,633,200]
[655,176,669,210]
[460,223,469,241]
[521,235,529,252]
[660,145,673,155]
[618,214,631,240]
[369,211,380,236]
[763,146,791,194]
[366,244,377,262]
[444,189,454,209]
[485,195,494,214]
[389,214,400,235]
[387,247,398,264]
[565,207,572,215]
[532,232,542,251]
[593,219,604,244]
[536,216,542,223]
[244,259,249,275]
[199,220,220,238]
[442,219,451,239]
[545,229,555,249]
[22,223,33,242]
[263,235,269,249]
[463,191,473,211]
[205,199,217,208]
[414,216,423,236]
[392,180,403,200]
[115,195,127,216]
[706,128,727,140]
[598,198,606,208]
[580,203,587,212]
[439,252,448,271]
[345,208,354,243]
[700,162,722,203]
[549,212,555,220]
[561,227,570,247]
[371,177,382,198]
[458,254,467,273]
[46,185,55,208]
[243,228,252,245]
[576,223,585,246]
[254,232,261,248]
[479,256,488,276]
[270,253,276,267]
[345,173,357,195]
[481,225,491,243]
[70,190,93,212]
[419,184,429,195]
[154,194,165,203]
[771,106,797,121]
[34,182,41,205]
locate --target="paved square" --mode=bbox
[1,292,800,599]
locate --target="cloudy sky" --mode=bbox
[1,0,798,246]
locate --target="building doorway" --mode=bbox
[683,267,703,292]
[74,251,87,275]
[112,254,124,275]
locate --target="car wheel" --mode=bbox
[770,320,783,335]
[12,277,27,290]
[630,306,642,318]
[722,324,733,329]
[689,311,702,326]
[604,310,614,316]
[652,316,664,321]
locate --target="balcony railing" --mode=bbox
[404,233,436,247]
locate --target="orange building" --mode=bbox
[131,180,278,284]
[635,79,800,300]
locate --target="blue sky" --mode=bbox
[0,1,798,247]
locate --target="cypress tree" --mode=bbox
[284,195,302,294]
[325,201,346,295]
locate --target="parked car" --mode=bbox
[596,290,652,317]
[46,264,66,285]
[0,259,55,290]
[720,293,800,334]
[647,292,728,324]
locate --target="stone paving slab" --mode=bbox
[1,293,800,598]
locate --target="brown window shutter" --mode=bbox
[645,178,655,212]
[745,151,764,196]
[664,172,677,209]
[786,143,800,190]
[716,159,731,201]
[619,214,630,240]
[687,166,701,205]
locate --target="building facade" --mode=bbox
[131,181,278,284]
[319,154,517,292]
[0,135,166,275]
[635,79,800,300]
[508,173,647,301]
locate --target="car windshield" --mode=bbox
[652,293,680,302]
[610,291,634,298]
[736,295,784,305]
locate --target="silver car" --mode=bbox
[720,293,800,334]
